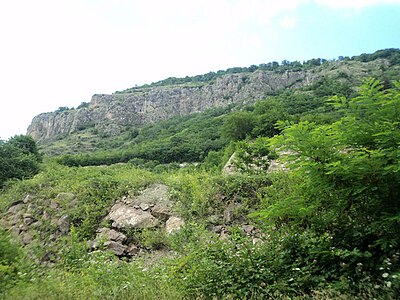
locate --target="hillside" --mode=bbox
[1,49,400,299]
[28,49,400,150]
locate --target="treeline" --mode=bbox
[0,135,42,187]
[119,48,400,92]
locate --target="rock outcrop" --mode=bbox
[2,183,184,260]
[27,70,313,141]
[92,183,184,256]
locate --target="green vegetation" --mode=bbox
[0,135,42,187]
[118,48,400,92]
[1,50,400,299]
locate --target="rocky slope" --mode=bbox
[2,182,185,260]
[27,59,391,142]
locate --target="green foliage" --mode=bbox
[352,48,400,65]
[0,228,22,291]
[56,108,228,167]
[253,79,400,294]
[55,106,71,113]
[4,251,182,300]
[171,225,397,299]
[251,97,288,137]
[234,137,277,174]
[0,135,42,187]
[221,111,256,141]
[168,171,217,220]
[119,49,400,92]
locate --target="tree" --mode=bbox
[221,111,255,141]
[8,135,41,159]
[0,135,42,187]
[249,79,400,290]
[264,78,400,255]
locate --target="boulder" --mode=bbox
[57,215,70,234]
[8,203,24,214]
[104,241,127,256]
[23,213,36,226]
[139,203,150,211]
[124,184,170,206]
[151,203,172,221]
[95,227,127,243]
[22,233,33,245]
[166,216,185,234]
[106,203,159,229]
[11,226,21,236]
[126,244,140,256]
[10,213,22,225]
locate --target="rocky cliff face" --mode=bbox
[27,70,314,141]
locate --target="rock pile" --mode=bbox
[92,184,184,256]
[2,183,184,261]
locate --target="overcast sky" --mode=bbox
[0,0,399,140]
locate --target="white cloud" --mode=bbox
[315,0,400,9]
[279,16,298,29]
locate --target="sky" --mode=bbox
[0,0,399,140]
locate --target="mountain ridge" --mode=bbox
[27,49,400,142]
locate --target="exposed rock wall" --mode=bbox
[27,70,312,141]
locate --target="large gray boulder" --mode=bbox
[106,202,159,229]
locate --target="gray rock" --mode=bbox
[27,203,40,214]
[42,210,49,220]
[104,241,127,256]
[58,215,70,234]
[31,221,43,229]
[242,225,255,234]
[8,203,24,214]
[125,184,170,206]
[151,203,172,222]
[11,226,21,236]
[23,194,35,204]
[23,214,36,226]
[106,203,159,229]
[126,244,140,256]
[49,234,58,242]
[212,225,224,234]
[139,203,150,211]
[223,206,234,223]
[166,216,185,234]
[22,233,33,245]
[95,227,126,243]
[10,213,22,225]
[19,224,29,232]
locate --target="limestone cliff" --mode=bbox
[27,57,389,142]
[27,70,313,141]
